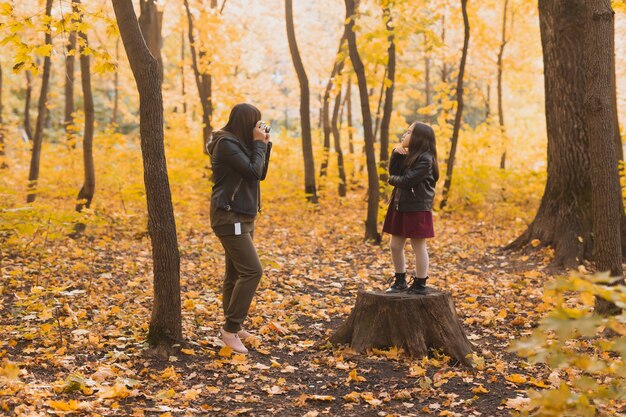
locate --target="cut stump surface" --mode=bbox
[329,289,474,367]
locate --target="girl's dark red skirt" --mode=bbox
[382,205,434,239]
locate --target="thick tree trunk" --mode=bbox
[331,87,347,197]
[440,0,470,210]
[64,17,76,137]
[112,37,120,126]
[330,291,474,367]
[184,0,214,154]
[26,0,53,203]
[112,0,182,351]
[583,0,623,315]
[345,0,380,242]
[615,37,626,260]
[24,71,33,141]
[0,64,5,168]
[320,32,347,179]
[75,0,95,217]
[612,55,623,162]
[380,7,395,184]
[506,1,594,268]
[286,0,318,203]
[138,0,163,78]
[497,0,509,170]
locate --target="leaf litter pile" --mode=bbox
[0,175,556,416]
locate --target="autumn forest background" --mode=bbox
[1,0,626,416]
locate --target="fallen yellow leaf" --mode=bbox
[98,383,131,399]
[218,346,233,358]
[160,366,177,380]
[47,399,80,412]
[343,391,360,403]
[506,373,528,384]
[183,388,200,400]
[347,369,366,382]
[472,384,489,394]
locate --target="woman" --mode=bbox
[207,103,271,354]
[383,121,439,294]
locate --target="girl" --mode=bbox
[207,103,272,354]
[383,122,439,294]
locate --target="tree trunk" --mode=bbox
[112,37,120,126]
[64,2,78,137]
[0,64,5,168]
[24,71,33,141]
[332,87,347,197]
[184,0,214,154]
[344,75,355,179]
[497,0,509,170]
[318,93,323,137]
[380,6,395,184]
[320,31,347,179]
[612,51,623,162]
[346,75,354,156]
[583,0,623,315]
[507,1,592,268]
[345,0,380,242]
[425,53,431,124]
[75,0,95,217]
[181,28,187,114]
[329,290,474,367]
[138,0,163,78]
[112,0,182,352]
[425,55,431,107]
[614,24,626,259]
[286,0,318,203]
[440,0,470,210]
[0,65,7,169]
[373,68,387,143]
[486,83,491,120]
[441,14,447,83]
[26,0,53,203]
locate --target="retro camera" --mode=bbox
[259,121,271,134]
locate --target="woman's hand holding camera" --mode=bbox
[253,121,271,144]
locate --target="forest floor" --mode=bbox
[1,183,559,417]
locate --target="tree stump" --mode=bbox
[329,290,474,368]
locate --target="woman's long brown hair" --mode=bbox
[404,122,439,181]
[222,103,262,149]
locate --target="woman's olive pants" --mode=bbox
[218,231,263,333]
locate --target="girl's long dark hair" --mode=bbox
[222,103,262,149]
[404,122,439,181]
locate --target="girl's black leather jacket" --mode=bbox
[207,130,271,217]
[388,150,437,211]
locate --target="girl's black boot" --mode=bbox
[407,276,428,295]
[386,272,408,293]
